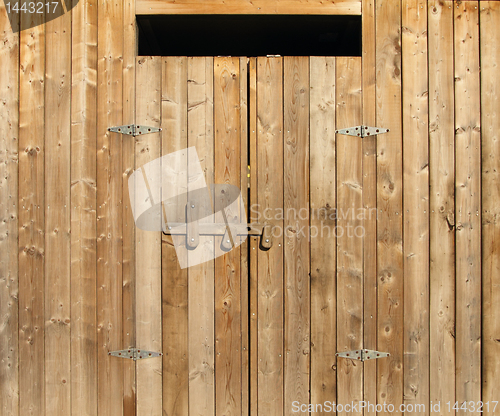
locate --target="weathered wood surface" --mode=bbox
[454,2,481,411]
[309,56,337,415]
[428,1,455,412]
[136,0,361,15]
[481,3,500,414]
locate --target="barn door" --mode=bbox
[131,56,371,416]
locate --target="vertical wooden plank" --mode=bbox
[362,1,378,413]
[44,5,71,415]
[248,56,258,416]
[97,0,124,413]
[256,56,284,416]
[122,0,137,414]
[162,56,189,416]
[18,9,45,416]
[309,56,337,414]
[428,1,455,413]
[239,56,249,416]
[188,56,215,416]
[481,3,500,413]
[214,56,241,416]
[336,57,363,416]
[0,5,19,416]
[70,0,98,414]
[402,1,429,414]
[454,2,481,410]
[283,56,310,416]
[375,0,404,411]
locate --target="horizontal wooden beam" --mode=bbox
[136,0,361,15]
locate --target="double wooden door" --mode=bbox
[130,55,374,416]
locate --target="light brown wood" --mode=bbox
[402,1,430,413]
[214,56,242,416]
[44,7,72,416]
[375,0,404,409]
[309,56,337,415]
[135,56,163,416]
[480,3,500,413]
[335,57,363,416]
[18,10,45,416]
[97,0,124,413]
[162,56,189,416]
[454,2,481,411]
[428,1,455,412]
[284,56,310,415]
[188,56,215,416]
[361,1,377,412]
[122,0,137,413]
[136,0,361,15]
[0,6,19,416]
[256,56,284,416]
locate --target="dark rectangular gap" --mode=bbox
[137,15,361,57]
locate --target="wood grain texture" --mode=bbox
[480,3,500,413]
[188,56,215,416]
[283,56,310,416]
[309,56,337,415]
[44,6,72,415]
[256,56,284,416]
[96,0,124,413]
[70,0,98,414]
[375,0,404,410]
[402,1,429,413]
[135,56,163,416]
[18,10,45,416]
[0,5,19,416]
[122,0,137,413]
[335,57,363,416]
[136,0,361,15]
[428,1,455,412]
[214,56,242,416]
[362,1,378,412]
[454,2,481,410]
[162,56,189,416]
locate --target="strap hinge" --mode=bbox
[108,348,163,361]
[336,349,390,362]
[335,125,390,138]
[108,124,162,137]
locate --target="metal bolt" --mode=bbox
[191,238,195,242]
[191,204,195,208]
[265,239,269,243]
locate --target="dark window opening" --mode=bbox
[137,15,361,57]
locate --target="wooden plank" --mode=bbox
[214,56,241,416]
[96,0,124,413]
[188,56,215,416]
[44,6,71,416]
[122,0,137,414]
[135,56,163,416]
[256,56,284,416]
[375,0,404,410]
[309,56,337,415]
[480,3,500,413]
[18,10,45,416]
[0,5,19,416]
[454,2,481,410]
[239,56,249,416]
[136,0,361,15]
[428,0,455,412]
[402,1,429,414]
[248,57,258,416]
[361,0,378,412]
[283,56,310,416]
[162,56,189,416]
[335,57,363,416]
[70,0,98,415]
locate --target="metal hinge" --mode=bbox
[335,126,390,138]
[108,348,163,361]
[336,349,390,362]
[107,124,162,137]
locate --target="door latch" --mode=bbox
[335,125,390,138]
[336,349,390,362]
[109,348,163,361]
[108,124,162,137]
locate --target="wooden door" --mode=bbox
[132,56,369,416]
